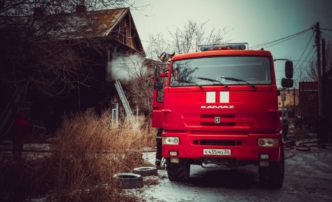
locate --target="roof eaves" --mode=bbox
[104,7,129,37]
[126,10,145,56]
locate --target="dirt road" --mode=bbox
[140,145,332,202]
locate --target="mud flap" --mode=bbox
[155,128,163,167]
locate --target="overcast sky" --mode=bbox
[129,0,332,88]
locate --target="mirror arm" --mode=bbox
[155,65,161,82]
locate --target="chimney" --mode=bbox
[76,5,87,13]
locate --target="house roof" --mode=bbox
[1,6,145,54]
[0,8,128,38]
[81,7,129,37]
[68,7,144,55]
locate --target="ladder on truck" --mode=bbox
[114,80,133,118]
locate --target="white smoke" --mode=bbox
[108,54,147,81]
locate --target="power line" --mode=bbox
[263,36,302,49]
[295,48,316,73]
[290,59,314,62]
[321,27,332,32]
[263,30,313,49]
[294,31,314,70]
[274,60,311,73]
[275,49,315,83]
[251,27,312,49]
[321,31,332,40]
[294,48,316,77]
[251,28,311,49]
[274,32,314,77]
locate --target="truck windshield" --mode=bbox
[170,56,272,87]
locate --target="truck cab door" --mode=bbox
[152,65,168,128]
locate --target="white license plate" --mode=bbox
[203,149,231,156]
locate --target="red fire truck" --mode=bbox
[152,43,293,189]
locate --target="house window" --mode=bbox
[112,103,119,127]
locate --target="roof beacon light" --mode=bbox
[198,43,248,52]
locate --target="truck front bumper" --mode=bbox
[162,131,283,162]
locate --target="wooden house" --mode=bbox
[0,6,147,137]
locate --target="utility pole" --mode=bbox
[315,22,323,117]
[293,87,296,117]
[322,38,326,118]
[281,90,286,119]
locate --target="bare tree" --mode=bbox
[306,61,319,81]
[146,20,229,60]
[0,0,133,15]
[302,43,332,81]
[0,0,138,98]
[297,43,332,121]
[169,20,227,54]
[145,32,169,60]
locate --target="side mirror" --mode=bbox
[285,60,293,78]
[159,52,168,62]
[155,65,161,81]
[281,78,293,88]
[168,52,175,57]
[154,81,163,91]
[158,52,175,62]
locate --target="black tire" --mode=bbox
[166,159,190,181]
[113,173,144,189]
[259,146,285,189]
[133,167,158,176]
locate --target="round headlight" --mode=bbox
[259,139,265,146]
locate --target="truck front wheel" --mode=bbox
[166,159,190,181]
[259,147,285,189]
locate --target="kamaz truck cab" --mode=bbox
[152,43,293,189]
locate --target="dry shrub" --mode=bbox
[26,109,156,201]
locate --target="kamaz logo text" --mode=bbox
[201,105,234,109]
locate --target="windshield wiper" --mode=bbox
[197,77,229,88]
[220,77,256,89]
[178,79,204,89]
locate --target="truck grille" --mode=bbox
[201,122,235,126]
[193,140,242,146]
[183,113,254,128]
[200,114,235,118]
[198,114,253,127]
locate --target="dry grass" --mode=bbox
[0,109,156,201]
[143,177,160,187]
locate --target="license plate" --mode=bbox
[203,149,231,156]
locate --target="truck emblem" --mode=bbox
[201,105,234,109]
[214,117,221,124]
